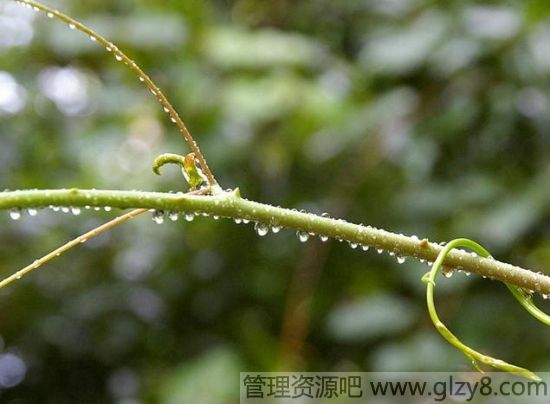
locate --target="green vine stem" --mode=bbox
[421,238,548,381]
[1,188,550,296]
[0,208,148,289]
[15,0,218,187]
[506,283,550,325]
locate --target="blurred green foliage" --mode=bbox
[0,0,549,402]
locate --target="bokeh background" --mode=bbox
[0,0,549,402]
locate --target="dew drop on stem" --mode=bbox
[319,235,328,242]
[9,209,21,220]
[234,218,242,224]
[27,208,38,217]
[443,270,453,278]
[168,212,179,222]
[71,207,81,216]
[152,210,164,224]
[271,225,281,233]
[297,231,309,243]
[348,242,358,249]
[361,245,369,251]
[184,213,195,222]
[254,222,269,237]
[396,256,406,264]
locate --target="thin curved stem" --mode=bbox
[421,238,545,381]
[15,0,218,186]
[1,188,550,295]
[0,208,148,289]
[506,284,550,326]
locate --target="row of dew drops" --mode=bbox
[5,205,550,299]
[152,209,405,267]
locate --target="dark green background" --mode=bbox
[0,0,549,402]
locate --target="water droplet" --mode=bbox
[27,208,38,216]
[71,207,81,215]
[349,242,358,249]
[184,213,195,222]
[542,294,549,300]
[89,35,96,42]
[396,256,406,264]
[9,209,21,220]
[321,212,330,218]
[115,55,122,61]
[170,117,177,123]
[376,248,383,254]
[61,207,70,213]
[69,23,76,30]
[242,219,250,224]
[388,251,395,257]
[271,225,281,233]
[443,270,454,278]
[464,271,471,277]
[297,231,309,243]
[319,235,329,242]
[361,245,369,251]
[106,46,112,52]
[139,76,145,82]
[168,211,179,221]
[94,207,101,211]
[47,12,54,18]
[163,107,169,113]
[254,222,269,237]
[234,218,242,224]
[152,210,164,224]
[213,215,220,220]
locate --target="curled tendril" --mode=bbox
[152,153,210,192]
[421,238,549,381]
[152,153,187,176]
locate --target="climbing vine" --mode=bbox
[2,0,549,381]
